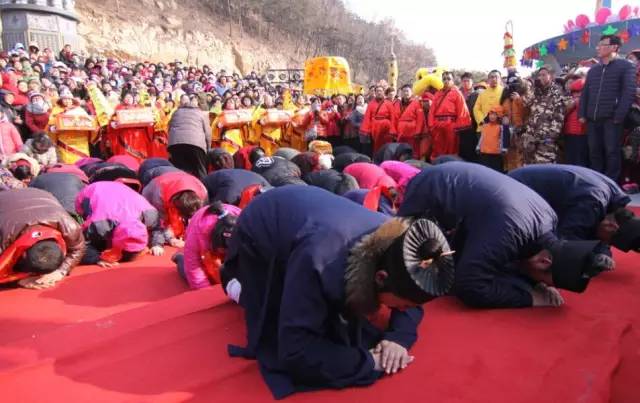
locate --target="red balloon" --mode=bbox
[619,5,632,21]
[575,14,590,29]
[596,7,612,25]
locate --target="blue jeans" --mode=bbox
[586,120,623,181]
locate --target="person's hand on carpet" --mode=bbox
[150,246,165,256]
[18,269,65,289]
[369,349,383,372]
[97,260,119,268]
[374,340,414,374]
[531,283,564,307]
[169,238,185,248]
[592,254,616,272]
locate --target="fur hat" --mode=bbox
[345,218,454,315]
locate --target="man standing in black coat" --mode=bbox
[579,34,636,181]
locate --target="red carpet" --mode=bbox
[0,231,639,402]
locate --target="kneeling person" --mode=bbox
[399,162,605,309]
[509,164,640,259]
[0,188,85,289]
[222,186,454,398]
[76,182,158,267]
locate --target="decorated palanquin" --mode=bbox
[49,109,98,164]
[257,109,292,156]
[105,106,155,163]
[303,57,353,97]
[114,108,155,129]
[212,109,254,155]
[288,108,313,152]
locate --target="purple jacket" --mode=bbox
[76,181,159,241]
[380,160,420,202]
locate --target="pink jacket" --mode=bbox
[183,204,241,289]
[344,162,397,190]
[380,161,420,202]
[76,182,159,240]
[0,121,23,161]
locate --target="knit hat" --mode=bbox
[308,140,333,155]
[59,88,73,99]
[28,92,44,101]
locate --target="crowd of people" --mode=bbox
[0,34,640,399]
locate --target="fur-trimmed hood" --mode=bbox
[345,217,410,316]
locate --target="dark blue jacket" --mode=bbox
[138,158,174,187]
[201,169,269,205]
[343,189,395,216]
[398,162,558,309]
[29,172,86,214]
[373,142,414,164]
[223,186,423,399]
[252,157,304,187]
[508,164,630,241]
[303,169,359,195]
[579,58,636,122]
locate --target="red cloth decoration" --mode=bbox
[0,225,67,284]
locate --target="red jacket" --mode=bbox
[360,98,397,136]
[394,98,425,139]
[428,88,471,130]
[25,109,51,134]
[563,97,586,136]
[303,110,333,138]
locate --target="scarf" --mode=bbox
[0,225,67,284]
[26,102,50,114]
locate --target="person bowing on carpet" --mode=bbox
[221,185,455,399]
[0,188,85,289]
[75,181,158,267]
[399,162,607,309]
[509,164,640,259]
[142,170,208,256]
[172,201,241,289]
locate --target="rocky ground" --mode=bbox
[76,0,304,73]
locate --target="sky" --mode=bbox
[344,0,616,71]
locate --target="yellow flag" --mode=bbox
[282,89,296,112]
[86,82,114,127]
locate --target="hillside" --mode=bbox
[76,0,436,84]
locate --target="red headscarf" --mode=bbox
[0,225,67,284]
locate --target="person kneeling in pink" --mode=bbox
[76,181,159,267]
[172,201,240,289]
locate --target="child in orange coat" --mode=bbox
[476,106,509,172]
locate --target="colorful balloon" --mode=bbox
[620,5,632,21]
[595,7,612,26]
[575,14,590,29]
